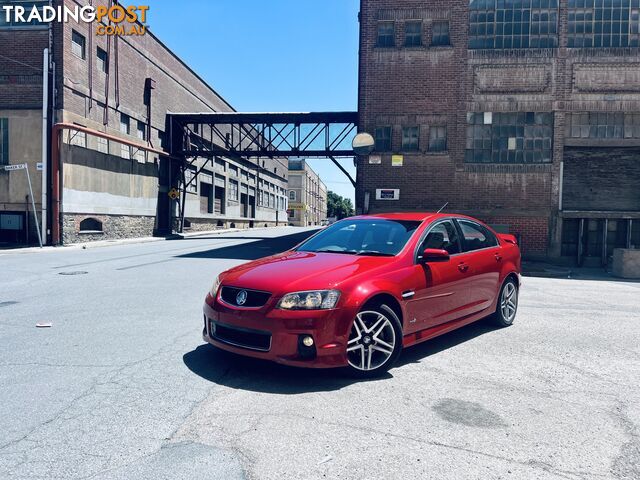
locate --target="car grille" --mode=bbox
[210,321,271,352]
[220,286,271,308]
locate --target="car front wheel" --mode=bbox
[346,303,402,378]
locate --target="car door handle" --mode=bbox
[495,254,503,261]
[458,262,469,273]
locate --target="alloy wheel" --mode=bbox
[500,282,518,323]
[347,310,396,371]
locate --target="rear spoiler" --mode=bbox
[498,233,518,245]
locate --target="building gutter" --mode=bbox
[51,122,170,245]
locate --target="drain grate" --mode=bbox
[58,271,89,276]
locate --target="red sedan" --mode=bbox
[203,213,521,377]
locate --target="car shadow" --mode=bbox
[183,320,498,394]
[175,230,319,261]
[182,344,383,394]
[396,320,497,367]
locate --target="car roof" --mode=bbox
[349,212,453,222]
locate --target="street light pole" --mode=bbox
[25,166,43,248]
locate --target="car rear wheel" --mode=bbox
[345,304,402,378]
[492,277,519,327]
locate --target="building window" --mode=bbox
[375,126,392,151]
[184,168,197,194]
[466,112,554,164]
[402,126,420,152]
[377,22,395,47]
[289,190,296,201]
[69,128,86,148]
[119,113,130,159]
[79,217,103,233]
[567,112,640,139]
[429,126,447,152]
[71,30,86,59]
[0,1,47,28]
[97,47,108,73]
[135,121,146,163]
[96,136,108,154]
[229,179,239,201]
[229,164,238,177]
[0,118,8,165]
[405,21,422,47]
[431,21,450,46]
[568,1,640,48]
[469,0,559,49]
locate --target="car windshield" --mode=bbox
[297,219,422,256]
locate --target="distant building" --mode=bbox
[287,159,327,227]
[0,0,288,247]
[358,0,640,266]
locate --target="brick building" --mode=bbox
[357,0,640,265]
[0,0,288,246]
[287,158,327,227]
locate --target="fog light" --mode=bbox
[302,336,314,347]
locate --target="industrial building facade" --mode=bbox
[287,158,327,227]
[358,0,640,265]
[0,0,288,247]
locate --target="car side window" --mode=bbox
[420,221,461,255]
[458,220,498,252]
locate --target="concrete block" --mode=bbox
[612,249,640,279]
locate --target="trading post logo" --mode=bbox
[1,3,149,36]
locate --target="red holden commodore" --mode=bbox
[203,213,521,377]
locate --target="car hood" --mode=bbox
[219,251,394,294]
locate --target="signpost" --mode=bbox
[2,164,42,248]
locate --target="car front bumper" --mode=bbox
[202,293,354,368]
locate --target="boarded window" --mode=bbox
[79,217,103,232]
[567,112,640,139]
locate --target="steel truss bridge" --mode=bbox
[166,111,359,231]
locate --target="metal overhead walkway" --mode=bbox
[165,111,359,232]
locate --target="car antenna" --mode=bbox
[436,202,449,214]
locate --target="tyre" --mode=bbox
[492,277,519,327]
[345,303,403,378]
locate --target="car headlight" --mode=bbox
[210,275,221,296]
[277,290,340,310]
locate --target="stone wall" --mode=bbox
[62,213,155,244]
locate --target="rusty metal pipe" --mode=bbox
[51,122,169,245]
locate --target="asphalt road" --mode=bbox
[1,227,639,480]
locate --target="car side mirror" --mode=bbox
[421,248,450,263]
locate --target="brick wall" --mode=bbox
[358,0,640,259]
[0,28,48,109]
